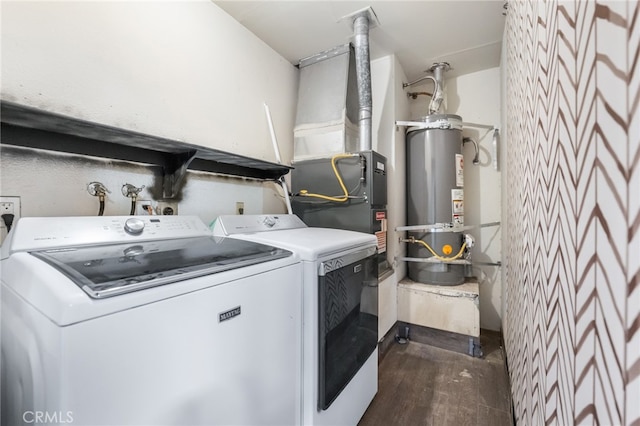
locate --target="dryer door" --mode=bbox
[317,246,378,410]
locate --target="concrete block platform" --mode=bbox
[397,277,480,338]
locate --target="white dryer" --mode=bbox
[212,214,378,426]
[1,215,302,426]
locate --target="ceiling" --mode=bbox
[213,1,507,81]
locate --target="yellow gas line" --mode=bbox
[404,237,467,262]
[297,153,359,202]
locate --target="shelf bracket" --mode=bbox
[162,150,198,199]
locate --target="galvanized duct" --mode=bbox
[353,13,372,152]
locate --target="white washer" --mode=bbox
[212,214,378,426]
[1,215,302,426]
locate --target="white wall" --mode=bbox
[371,54,409,339]
[406,67,503,331]
[0,1,297,230]
[1,0,297,162]
[0,146,274,225]
[449,68,502,332]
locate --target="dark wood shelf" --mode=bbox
[0,101,292,198]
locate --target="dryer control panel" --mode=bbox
[213,214,307,236]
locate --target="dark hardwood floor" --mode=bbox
[359,330,512,426]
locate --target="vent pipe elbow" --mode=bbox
[353,13,372,152]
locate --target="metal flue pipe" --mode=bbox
[427,62,450,114]
[353,13,372,152]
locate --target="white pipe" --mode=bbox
[263,103,292,214]
[263,103,282,164]
[492,129,500,171]
[280,179,293,214]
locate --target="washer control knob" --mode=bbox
[263,216,276,228]
[124,218,145,235]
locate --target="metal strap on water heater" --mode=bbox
[395,119,463,131]
[396,221,501,233]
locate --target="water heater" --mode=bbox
[406,114,465,285]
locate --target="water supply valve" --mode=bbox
[87,182,111,216]
[87,181,110,198]
[122,184,145,216]
[122,183,145,200]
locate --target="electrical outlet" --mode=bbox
[236,202,245,215]
[137,200,156,215]
[0,196,21,221]
[157,200,178,215]
[0,196,21,244]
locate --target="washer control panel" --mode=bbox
[5,215,211,254]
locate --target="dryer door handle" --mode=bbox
[318,246,376,276]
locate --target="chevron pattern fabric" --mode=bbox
[503,1,640,424]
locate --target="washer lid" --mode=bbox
[31,236,292,299]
